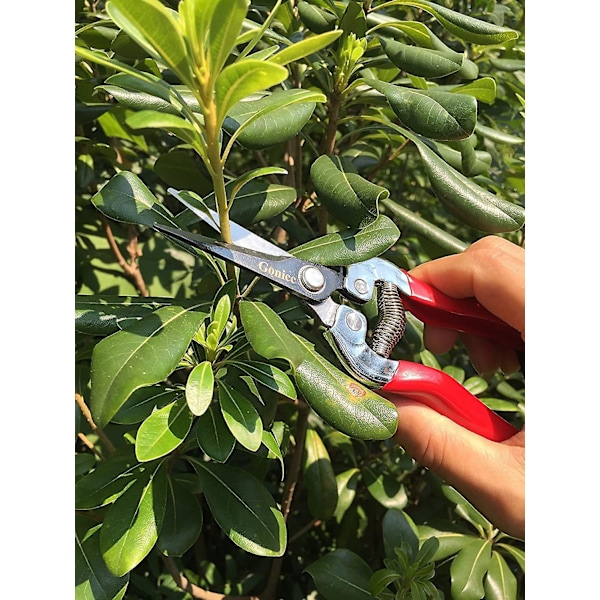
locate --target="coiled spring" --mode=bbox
[370,281,406,358]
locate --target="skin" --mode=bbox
[381,236,525,539]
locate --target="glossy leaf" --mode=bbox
[113,386,179,425]
[297,1,337,33]
[75,517,129,600]
[218,381,263,451]
[475,122,523,145]
[418,525,478,561]
[100,461,168,577]
[484,551,518,600]
[303,429,338,520]
[310,155,387,228]
[294,340,398,440]
[156,477,203,557]
[450,539,493,600]
[291,214,400,266]
[443,485,492,532]
[215,59,288,125]
[91,171,177,228]
[334,468,360,523]
[223,89,323,149]
[381,38,462,79]
[269,29,343,65]
[382,509,419,561]
[496,543,525,571]
[206,0,248,75]
[196,403,236,462]
[191,459,286,556]
[412,136,525,232]
[90,304,206,428]
[126,110,198,146]
[463,376,488,395]
[453,77,497,104]
[135,395,194,461]
[305,549,374,600]
[106,0,193,86]
[186,361,214,416]
[367,78,477,141]
[362,464,408,509]
[261,429,286,479]
[75,446,141,510]
[232,361,296,400]
[239,301,308,368]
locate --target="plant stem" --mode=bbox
[75,393,116,455]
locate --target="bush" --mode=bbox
[75,1,525,598]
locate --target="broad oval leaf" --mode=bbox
[334,468,360,523]
[218,381,263,451]
[450,539,493,600]
[382,509,419,561]
[362,464,408,509]
[215,59,288,126]
[304,549,374,600]
[100,461,168,577]
[303,429,338,520]
[135,395,194,462]
[239,301,308,368]
[186,361,214,416]
[418,524,478,561]
[91,171,177,228]
[310,155,387,228]
[412,136,525,232]
[206,0,249,75]
[191,460,286,557]
[196,403,236,462]
[90,304,206,428]
[113,385,178,425]
[294,341,398,440]
[125,110,198,146]
[297,1,337,33]
[367,78,477,141]
[75,516,129,600]
[232,361,296,400]
[156,477,203,557]
[291,214,400,266]
[484,550,518,600]
[106,0,194,86]
[269,29,343,64]
[381,38,463,79]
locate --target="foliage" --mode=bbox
[75,0,525,598]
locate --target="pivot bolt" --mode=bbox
[354,278,368,295]
[299,266,326,292]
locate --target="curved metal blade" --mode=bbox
[153,224,344,303]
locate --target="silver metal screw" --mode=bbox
[299,266,326,292]
[354,278,368,295]
[345,312,362,331]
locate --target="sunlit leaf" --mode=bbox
[218,381,263,451]
[303,429,338,520]
[186,361,214,416]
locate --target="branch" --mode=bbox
[75,392,117,455]
[101,216,149,296]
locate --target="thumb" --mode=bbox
[387,398,525,538]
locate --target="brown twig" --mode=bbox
[101,216,149,296]
[75,392,117,456]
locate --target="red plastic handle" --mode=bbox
[379,361,519,442]
[401,271,524,352]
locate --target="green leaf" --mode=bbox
[76,517,129,600]
[100,460,168,577]
[261,429,286,479]
[227,167,288,207]
[196,403,236,462]
[90,304,206,428]
[463,376,488,395]
[380,38,462,79]
[484,551,518,600]
[305,549,374,600]
[186,361,214,416]
[106,0,194,86]
[310,155,388,228]
[269,29,343,65]
[367,78,477,141]
[495,543,525,571]
[206,0,249,74]
[452,77,497,105]
[218,381,263,451]
[412,136,525,232]
[297,1,338,33]
[191,459,286,556]
[303,429,338,520]
[156,477,203,557]
[291,215,400,266]
[382,509,419,561]
[450,539,493,600]
[418,524,479,561]
[135,395,194,461]
[443,485,492,532]
[334,468,360,523]
[362,464,408,509]
[215,59,288,125]
[475,122,523,145]
[126,110,198,146]
[239,301,308,368]
[91,171,177,228]
[224,88,325,150]
[75,446,141,510]
[113,386,179,425]
[232,361,296,399]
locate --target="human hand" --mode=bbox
[381,236,525,538]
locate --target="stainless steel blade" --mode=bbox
[168,187,291,257]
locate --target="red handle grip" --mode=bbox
[401,271,524,352]
[379,361,519,442]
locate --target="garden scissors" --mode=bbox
[154,189,524,442]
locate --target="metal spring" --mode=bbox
[370,281,406,358]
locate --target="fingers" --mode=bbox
[387,397,525,538]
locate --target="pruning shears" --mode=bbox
[154,189,524,442]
